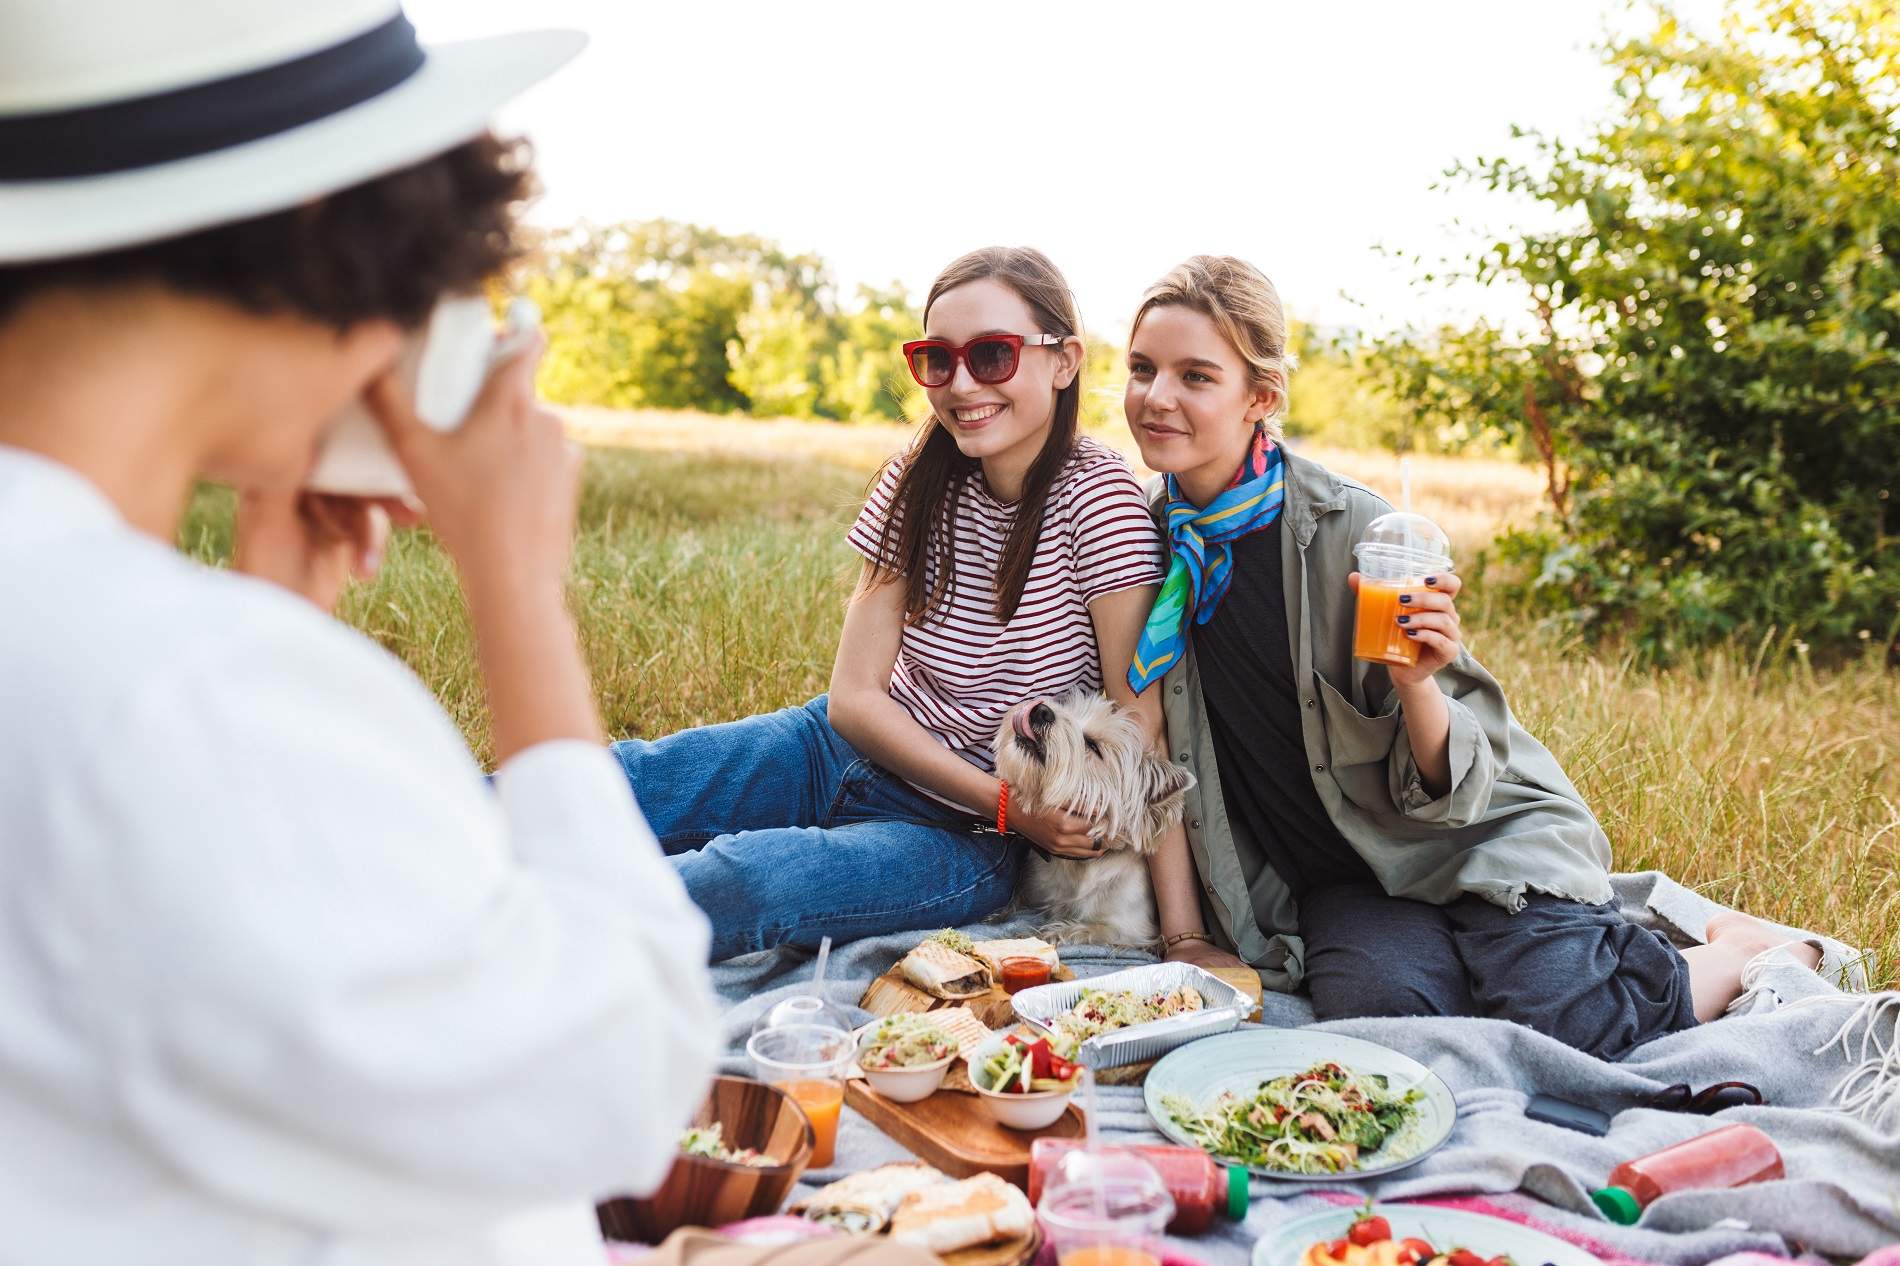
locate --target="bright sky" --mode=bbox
[407,0,1725,339]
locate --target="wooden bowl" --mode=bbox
[596,1076,814,1244]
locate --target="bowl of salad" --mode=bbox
[857,1014,958,1103]
[595,1076,813,1244]
[966,1031,1084,1130]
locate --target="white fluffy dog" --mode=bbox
[992,692,1196,947]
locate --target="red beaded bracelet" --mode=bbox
[996,780,1010,834]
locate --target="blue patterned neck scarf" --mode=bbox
[1127,426,1286,693]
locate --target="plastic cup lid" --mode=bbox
[1357,511,1452,562]
[1040,1149,1175,1232]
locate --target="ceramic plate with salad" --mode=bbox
[1144,1030,1456,1180]
[1252,1203,1602,1266]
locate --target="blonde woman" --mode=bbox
[1126,255,1819,1060]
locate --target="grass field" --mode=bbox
[183,411,1899,984]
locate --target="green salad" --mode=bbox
[859,1014,956,1070]
[977,1032,1083,1095]
[678,1122,772,1168]
[1161,1061,1423,1174]
[1051,985,1205,1044]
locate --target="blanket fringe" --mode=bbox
[1787,991,1900,1129]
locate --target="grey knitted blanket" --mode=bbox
[708,873,1898,1263]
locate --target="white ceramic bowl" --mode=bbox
[965,1033,1077,1131]
[857,1041,954,1103]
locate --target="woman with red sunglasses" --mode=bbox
[609,247,1169,959]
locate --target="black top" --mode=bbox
[1193,518,1373,898]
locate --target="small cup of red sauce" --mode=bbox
[999,956,1054,995]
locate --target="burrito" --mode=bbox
[792,1162,949,1234]
[890,1173,1035,1253]
[969,936,1060,977]
[899,939,993,999]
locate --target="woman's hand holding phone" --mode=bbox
[366,332,578,599]
[367,332,602,760]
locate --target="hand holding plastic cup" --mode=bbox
[1352,511,1453,668]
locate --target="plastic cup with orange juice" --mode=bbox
[747,997,854,1169]
[1352,511,1453,668]
[1037,1148,1175,1266]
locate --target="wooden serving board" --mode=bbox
[860,965,1077,1030]
[845,1083,1084,1191]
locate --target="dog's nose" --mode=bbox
[1028,702,1054,732]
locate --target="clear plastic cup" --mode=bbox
[1037,1148,1175,1266]
[748,996,854,1169]
[1352,511,1453,668]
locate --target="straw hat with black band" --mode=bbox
[0,0,582,263]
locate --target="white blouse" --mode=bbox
[0,446,719,1266]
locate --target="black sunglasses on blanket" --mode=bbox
[1641,1081,1766,1113]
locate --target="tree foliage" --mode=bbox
[520,220,920,421]
[1368,0,1900,661]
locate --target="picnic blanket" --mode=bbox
[708,873,1899,1264]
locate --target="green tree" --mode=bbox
[1370,0,1900,661]
[521,219,831,414]
[727,289,823,418]
[818,283,921,422]
[1282,324,1423,452]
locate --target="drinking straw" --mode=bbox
[810,935,833,998]
[1399,455,1414,515]
[1081,1066,1108,1221]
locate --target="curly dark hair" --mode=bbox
[0,133,532,329]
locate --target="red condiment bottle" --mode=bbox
[1590,1124,1785,1224]
[1029,1139,1249,1237]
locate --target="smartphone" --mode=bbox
[1524,1093,1612,1136]
[305,295,541,498]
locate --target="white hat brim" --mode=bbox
[0,28,584,264]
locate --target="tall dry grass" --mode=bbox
[183,411,1897,981]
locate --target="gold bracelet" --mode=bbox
[1163,931,1213,949]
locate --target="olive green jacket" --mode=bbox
[1151,452,1613,993]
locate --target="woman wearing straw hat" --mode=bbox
[0,4,724,1262]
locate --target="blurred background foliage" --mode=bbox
[512,0,1896,665]
[1362,0,1899,663]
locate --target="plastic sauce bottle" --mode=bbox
[1030,1138,1249,1237]
[1590,1124,1785,1224]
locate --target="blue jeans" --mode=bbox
[611,696,1024,961]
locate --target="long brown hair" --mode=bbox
[867,246,1083,627]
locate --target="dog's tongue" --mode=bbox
[1013,705,1039,742]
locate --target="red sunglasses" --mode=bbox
[901,333,1068,388]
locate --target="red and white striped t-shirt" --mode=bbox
[846,436,1165,788]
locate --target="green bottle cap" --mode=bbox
[1590,1186,1642,1225]
[1225,1163,1250,1220]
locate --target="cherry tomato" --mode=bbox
[1348,1215,1394,1246]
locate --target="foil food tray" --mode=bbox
[1010,962,1249,1070]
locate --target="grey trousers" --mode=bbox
[1299,881,1698,1061]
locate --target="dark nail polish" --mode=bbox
[1405,629,1418,637]
[1398,614,1411,624]
[1425,576,1438,586]
[1399,594,1413,604]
